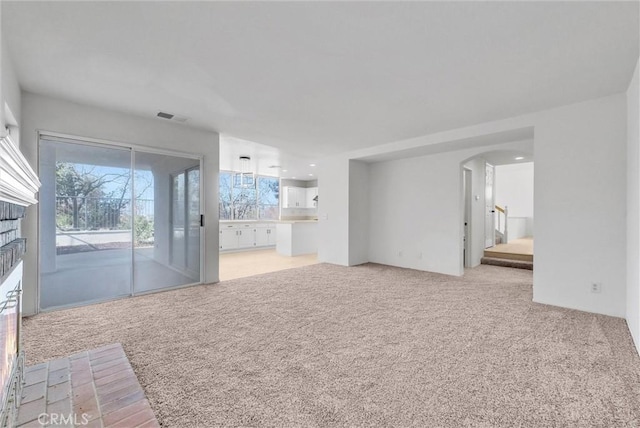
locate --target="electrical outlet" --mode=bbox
[591,282,602,293]
[398,250,403,257]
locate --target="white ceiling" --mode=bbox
[2,1,639,162]
[482,149,534,167]
[219,135,318,180]
[358,127,534,163]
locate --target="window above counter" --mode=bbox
[219,172,279,221]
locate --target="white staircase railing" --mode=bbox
[495,205,508,244]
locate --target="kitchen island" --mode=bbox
[276,221,318,256]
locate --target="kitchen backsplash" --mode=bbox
[281,207,317,221]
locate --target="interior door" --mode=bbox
[485,163,495,249]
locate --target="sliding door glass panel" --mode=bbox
[39,138,132,310]
[186,167,201,278]
[133,152,201,293]
[171,172,186,270]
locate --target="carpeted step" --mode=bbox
[481,256,533,270]
[483,250,533,262]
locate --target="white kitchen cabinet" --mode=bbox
[306,187,318,208]
[237,227,255,247]
[282,186,306,208]
[282,186,296,208]
[219,224,255,250]
[283,186,318,208]
[219,228,239,250]
[220,222,276,251]
[255,226,276,247]
[255,228,268,247]
[281,186,292,208]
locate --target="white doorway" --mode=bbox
[460,147,534,272]
[463,168,472,268]
[484,163,495,249]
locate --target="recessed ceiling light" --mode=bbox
[292,176,296,179]
[515,156,524,160]
[308,174,313,176]
[282,169,288,172]
[309,163,316,167]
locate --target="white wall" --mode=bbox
[317,156,350,265]
[367,140,531,276]
[533,94,627,318]
[1,3,4,130]
[495,162,534,239]
[0,3,3,129]
[368,151,463,275]
[1,14,21,134]
[504,218,531,241]
[20,92,220,316]
[348,160,369,265]
[627,57,640,355]
[495,162,533,217]
[317,158,370,266]
[319,93,627,318]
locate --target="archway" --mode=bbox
[461,149,534,271]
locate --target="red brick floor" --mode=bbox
[16,343,159,427]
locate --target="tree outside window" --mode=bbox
[257,177,279,220]
[219,173,233,220]
[218,172,279,220]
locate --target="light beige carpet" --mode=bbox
[23,264,640,427]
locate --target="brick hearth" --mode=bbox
[16,344,158,427]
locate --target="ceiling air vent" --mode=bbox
[156,111,189,123]
[157,111,174,120]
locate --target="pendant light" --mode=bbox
[235,155,255,188]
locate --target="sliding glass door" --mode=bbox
[39,136,202,310]
[170,166,200,279]
[133,152,201,294]
[39,139,133,309]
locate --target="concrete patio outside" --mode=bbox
[39,226,199,310]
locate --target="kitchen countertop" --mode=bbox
[219,220,278,223]
[219,220,318,224]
